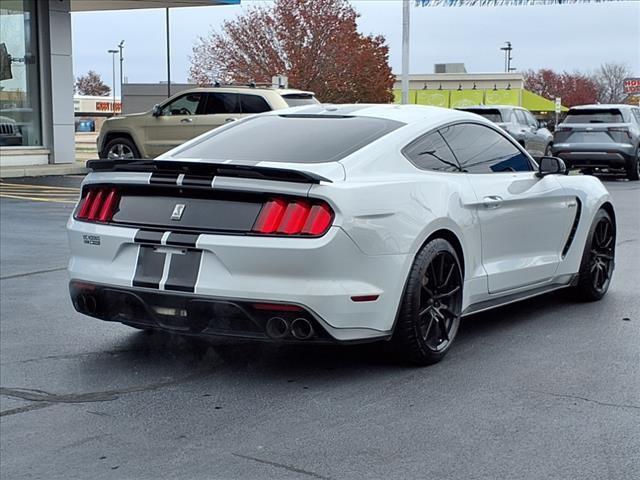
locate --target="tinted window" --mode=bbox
[440,123,532,173]
[160,93,202,116]
[462,109,502,123]
[522,110,538,128]
[403,131,461,172]
[282,94,319,107]
[202,93,240,114]
[240,94,271,114]
[564,109,624,124]
[171,114,404,163]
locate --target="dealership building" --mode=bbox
[0,0,237,169]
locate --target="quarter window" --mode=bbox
[440,123,533,173]
[403,131,461,172]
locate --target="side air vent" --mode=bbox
[562,197,582,258]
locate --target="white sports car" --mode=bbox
[67,104,616,365]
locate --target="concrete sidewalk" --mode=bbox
[0,162,88,179]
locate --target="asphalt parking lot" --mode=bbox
[1,175,638,480]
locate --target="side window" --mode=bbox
[201,93,240,115]
[160,93,203,116]
[403,131,461,172]
[632,109,640,125]
[523,110,538,128]
[240,94,271,114]
[514,110,528,126]
[440,123,533,174]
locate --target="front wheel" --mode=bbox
[102,137,140,160]
[392,238,463,365]
[572,209,615,302]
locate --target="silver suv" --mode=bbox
[457,105,553,159]
[552,104,640,181]
[98,86,318,159]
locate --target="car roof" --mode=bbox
[262,103,482,127]
[569,104,632,110]
[174,87,314,96]
[457,105,519,110]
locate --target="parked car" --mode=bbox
[97,85,318,160]
[0,115,22,146]
[552,104,640,181]
[69,104,615,366]
[457,105,553,159]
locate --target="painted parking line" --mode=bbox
[0,182,79,204]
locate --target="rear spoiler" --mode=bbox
[86,159,332,184]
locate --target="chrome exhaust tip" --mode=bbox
[291,318,314,340]
[265,317,290,339]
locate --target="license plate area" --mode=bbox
[133,245,203,293]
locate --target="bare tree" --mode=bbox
[75,70,110,96]
[594,63,632,104]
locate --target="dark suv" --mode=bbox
[552,104,640,181]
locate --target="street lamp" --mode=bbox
[118,40,125,106]
[500,41,515,73]
[108,49,118,115]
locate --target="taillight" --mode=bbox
[607,127,632,139]
[76,186,120,223]
[253,197,333,236]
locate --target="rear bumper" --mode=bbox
[67,218,412,341]
[552,143,635,168]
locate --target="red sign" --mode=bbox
[95,101,121,113]
[623,78,640,94]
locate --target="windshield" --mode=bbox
[462,109,503,123]
[170,114,404,163]
[564,109,624,124]
[281,94,320,107]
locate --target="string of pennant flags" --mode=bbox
[415,0,625,6]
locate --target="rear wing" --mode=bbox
[86,159,332,184]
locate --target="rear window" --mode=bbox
[281,93,319,107]
[564,109,624,124]
[462,109,502,123]
[171,114,404,163]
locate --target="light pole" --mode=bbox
[108,49,118,115]
[401,0,410,104]
[500,41,515,73]
[118,40,124,106]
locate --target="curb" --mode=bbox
[0,164,88,179]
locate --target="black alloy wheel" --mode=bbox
[573,209,615,301]
[393,238,463,365]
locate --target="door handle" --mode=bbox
[224,117,237,123]
[483,195,503,209]
[180,118,193,123]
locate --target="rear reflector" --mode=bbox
[76,186,120,223]
[252,197,333,237]
[351,295,380,302]
[252,303,304,312]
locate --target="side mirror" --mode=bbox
[152,104,161,117]
[537,156,566,178]
[538,120,547,129]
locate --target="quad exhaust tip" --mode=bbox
[77,294,98,315]
[291,318,314,340]
[265,316,315,340]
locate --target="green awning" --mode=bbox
[521,90,568,112]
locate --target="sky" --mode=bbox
[71,0,640,95]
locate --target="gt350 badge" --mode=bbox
[171,203,186,221]
[82,234,100,245]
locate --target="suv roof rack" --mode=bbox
[208,81,286,89]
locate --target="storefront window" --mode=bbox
[0,0,41,147]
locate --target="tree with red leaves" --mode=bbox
[75,70,110,96]
[523,69,599,107]
[189,0,395,103]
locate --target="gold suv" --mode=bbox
[97,86,318,159]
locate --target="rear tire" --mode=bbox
[572,209,615,302]
[392,238,463,366]
[625,150,640,181]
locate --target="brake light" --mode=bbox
[253,197,333,236]
[76,186,120,223]
[607,127,631,139]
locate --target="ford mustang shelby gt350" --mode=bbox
[67,104,616,365]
